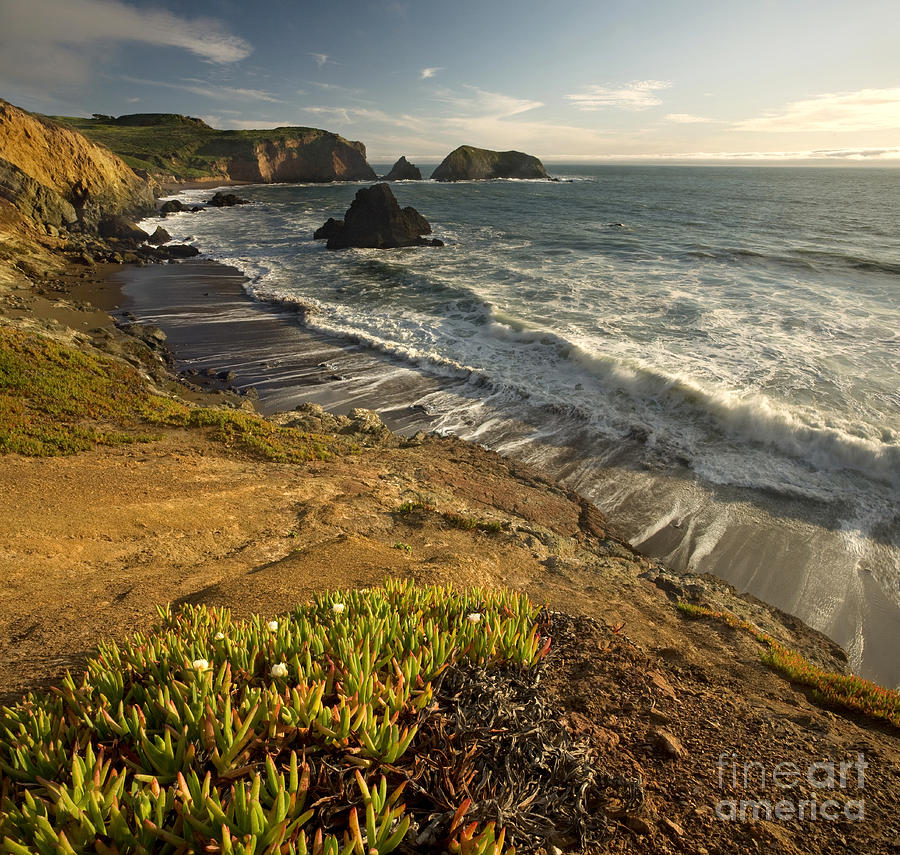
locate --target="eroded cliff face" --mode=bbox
[196,130,376,183]
[0,99,154,230]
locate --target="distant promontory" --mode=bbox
[431,145,548,181]
[53,113,377,184]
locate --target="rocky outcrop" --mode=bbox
[147,227,171,246]
[98,216,148,244]
[431,145,548,181]
[382,156,422,181]
[313,218,344,241]
[207,191,248,207]
[159,199,188,214]
[0,99,154,230]
[0,158,77,229]
[317,183,443,249]
[193,129,376,184]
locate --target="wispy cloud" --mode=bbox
[588,146,900,161]
[117,75,281,103]
[733,87,900,133]
[665,113,715,124]
[310,53,330,68]
[432,85,543,118]
[420,67,443,80]
[566,80,671,111]
[306,81,365,97]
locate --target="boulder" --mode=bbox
[147,226,171,245]
[97,216,148,244]
[159,199,187,214]
[321,183,443,250]
[431,145,548,181]
[382,156,422,181]
[313,217,344,241]
[207,191,249,207]
[162,244,201,259]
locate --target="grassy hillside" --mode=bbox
[51,114,331,180]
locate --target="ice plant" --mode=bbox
[0,581,547,853]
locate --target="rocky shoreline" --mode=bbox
[1,99,898,853]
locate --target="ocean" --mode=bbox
[132,165,900,686]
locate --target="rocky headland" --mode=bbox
[431,145,549,181]
[53,111,377,185]
[0,97,898,855]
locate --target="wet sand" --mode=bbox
[114,261,900,688]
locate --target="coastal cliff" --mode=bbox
[0,99,154,231]
[431,145,548,181]
[54,112,377,184]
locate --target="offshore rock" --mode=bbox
[431,145,548,181]
[313,217,344,240]
[207,191,248,207]
[159,199,187,214]
[382,156,422,181]
[320,183,443,250]
[147,226,171,245]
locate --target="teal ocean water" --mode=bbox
[138,165,899,685]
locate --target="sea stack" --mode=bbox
[316,183,443,249]
[431,145,548,181]
[382,156,422,181]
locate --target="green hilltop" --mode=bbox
[51,113,350,181]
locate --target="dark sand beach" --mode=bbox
[114,260,900,689]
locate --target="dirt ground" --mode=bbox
[1,429,898,854]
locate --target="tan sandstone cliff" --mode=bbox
[0,99,154,231]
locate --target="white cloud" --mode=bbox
[310,53,329,68]
[665,113,715,124]
[118,75,281,103]
[0,0,250,66]
[420,67,443,80]
[566,80,671,111]
[733,88,900,133]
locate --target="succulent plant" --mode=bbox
[0,581,549,853]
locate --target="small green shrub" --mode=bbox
[0,327,345,461]
[676,601,900,728]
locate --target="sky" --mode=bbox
[1,0,899,164]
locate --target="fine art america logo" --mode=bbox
[715,753,867,822]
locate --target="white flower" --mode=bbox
[192,658,209,671]
[267,620,279,632]
[332,603,345,614]
[214,632,225,641]
[271,662,289,678]
[466,613,482,624]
